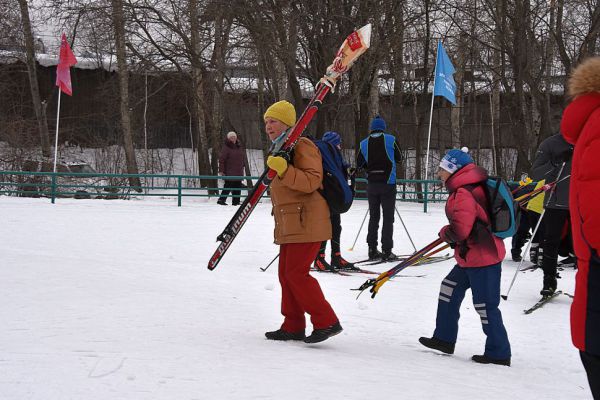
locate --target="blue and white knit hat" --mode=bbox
[440,147,473,174]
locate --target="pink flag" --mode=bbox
[55,33,77,96]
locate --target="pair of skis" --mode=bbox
[207,24,372,272]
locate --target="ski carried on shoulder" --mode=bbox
[207,24,372,271]
[523,290,563,314]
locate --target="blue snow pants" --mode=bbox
[433,263,511,359]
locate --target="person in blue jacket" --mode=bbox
[356,115,402,261]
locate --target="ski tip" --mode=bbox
[357,24,372,48]
[501,295,508,301]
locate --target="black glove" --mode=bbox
[561,146,574,163]
[272,150,291,163]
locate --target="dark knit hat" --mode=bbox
[369,115,386,133]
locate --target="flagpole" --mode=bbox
[53,89,61,174]
[51,89,61,204]
[424,41,439,184]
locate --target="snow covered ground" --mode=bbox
[0,196,591,399]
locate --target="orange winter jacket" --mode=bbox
[270,137,332,244]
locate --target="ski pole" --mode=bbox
[260,253,279,272]
[395,206,417,252]
[348,207,369,251]
[501,209,546,300]
[352,238,445,298]
[502,162,567,300]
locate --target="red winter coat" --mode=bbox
[439,164,506,268]
[561,91,600,355]
[218,140,245,176]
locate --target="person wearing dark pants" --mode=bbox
[217,131,246,206]
[561,56,600,399]
[366,183,396,257]
[531,133,573,296]
[313,131,356,272]
[580,351,600,399]
[419,148,511,366]
[433,263,511,362]
[219,180,243,206]
[357,115,402,261]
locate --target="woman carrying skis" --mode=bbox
[419,148,512,366]
[262,100,342,344]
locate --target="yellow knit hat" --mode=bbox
[263,100,296,127]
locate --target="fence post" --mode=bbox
[423,180,428,213]
[51,173,57,204]
[177,176,182,207]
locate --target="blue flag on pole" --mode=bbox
[433,41,456,105]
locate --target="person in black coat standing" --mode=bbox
[217,131,246,206]
[356,116,402,261]
[531,133,573,296]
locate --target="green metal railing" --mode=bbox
[0,171,448,212]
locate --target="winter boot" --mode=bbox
[304,321,343,344]
[331,252,357,270]
[540,273,557,297]
[314,253,336,272]
[529,243,539,263]
[217,199,227,206]
[418,337,455,354]
[471,354,511,366]
[265,329,305,341]
[368,247,383,260]
[511,249,522,262]
[537,247,544,268]
[382,250,398,261]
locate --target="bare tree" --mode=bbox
[16,0,52,158]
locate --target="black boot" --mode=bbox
[382,249,398,261]
[265,329,305,341]
[331,252,357,270]
[472,354,511,366]
[511,249,522,262]
[418,337,455,354]
[217,199,227,205]
[304,321,343,344]
[540,274,557,297]
[368,247,383,260]
[314,253,336,272]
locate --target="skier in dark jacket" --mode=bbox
[561,56,600,399]
[217,131,246,206]
[356,115,402,261]
[419,148,511,367]
[531,133,573,296]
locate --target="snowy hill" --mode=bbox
[0,197,590,399]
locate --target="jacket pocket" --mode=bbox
[278,203,305,236]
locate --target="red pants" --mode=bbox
[278,242,338,332]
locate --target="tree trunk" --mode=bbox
[188,0,212,189]
[17,0,51,159]
[110,0,141,190]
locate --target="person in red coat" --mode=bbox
[217,131,246,206]
[560,56,600,399]
[419,148,511,366]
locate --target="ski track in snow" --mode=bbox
[0,197,591,399]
